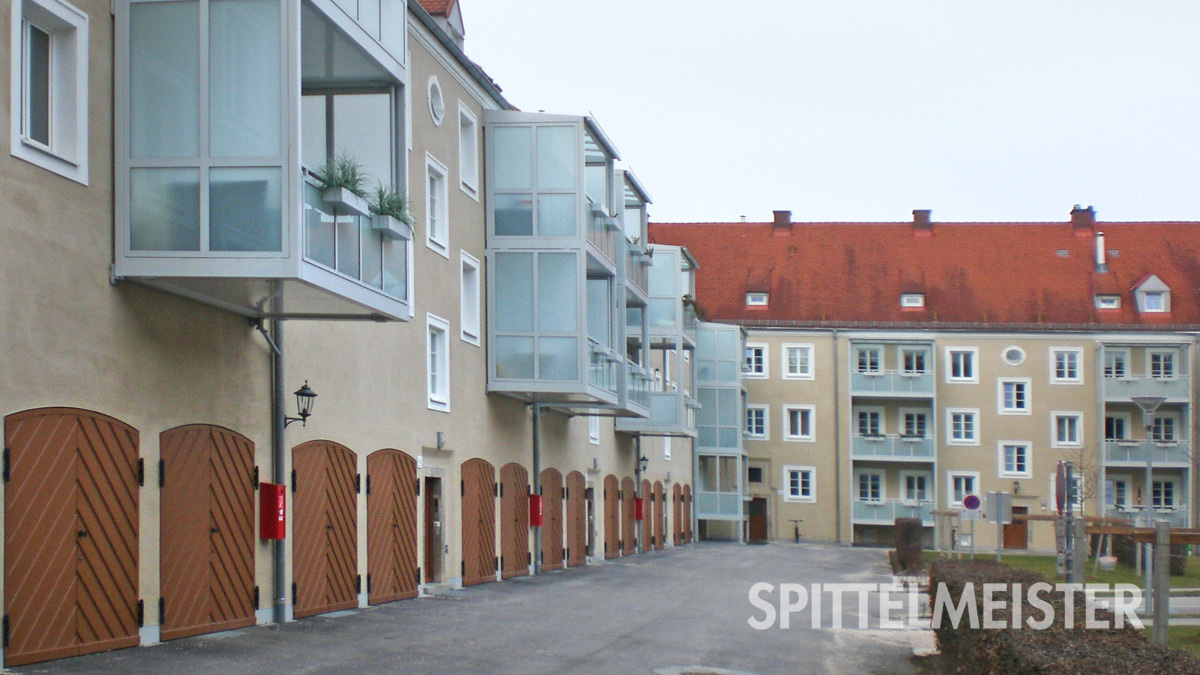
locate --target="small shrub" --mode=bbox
[314,150,368,197]
[369,184,412,223]
[894,517,923,573]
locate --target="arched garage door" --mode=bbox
[672,483,683,545]
[461,459,496,586]
[292,441,358,619]
[540,468,564,571]
[683,485,693,543]
[621,477,636,555]
[566,471,586,567]
[603,474,619,559]
[367,449,418,605]
[640,478,652,551]
[654,481,665,551]
[500,463,529,580]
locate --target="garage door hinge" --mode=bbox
[253,466,259,490]
[460,560,465,575]
[619,490,623,500]
[254,586,260,609]
[292,582,297,601]
[3,614,9,647]
[416,567,421,585]
[158,597,164,624]
[291,470,297,493]
[158,459,165,488]
[496,556,500,569]
[137,600,144,627]
[2,448,9,482]
[138,459,145,487]
[357,575,362,593]
[356,473,362,494]
[366,475,371,495]
[415,479,420,496]
[366,574,372,593]
[496,483,501,497]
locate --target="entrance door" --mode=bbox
[540,468,564,571]
[5,408,140,666]
[672,484,682,545]
[461,459,496,586]
[424,477,442,584]
[292,441,358,619]
[604,475,619,558]
[566,471,586,567]
[161,424,255,640]
[682,485,693,543]
[1003,506,1029,550]
[748,497,769,543]
[500,463,530,579]
[366,450,418,605]
[621,477,636,555]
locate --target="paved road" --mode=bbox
[17,542,921,675]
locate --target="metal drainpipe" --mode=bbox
[271,316,287,625]
[531,403,542,574]
[634,434,643,553]
[832,329,842,544]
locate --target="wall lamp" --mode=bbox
[284,381,317,427]
[637,455,649,472]
[1013,480,1020,495]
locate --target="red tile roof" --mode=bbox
[417,0,455,16]
[648,218,1200,329]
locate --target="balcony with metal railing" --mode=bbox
[851,370,935,397]
[615,387,698,438]
[1104,375,1191,403]
[851,434,936,461]
[1105,440,1192,466]
[852,499,935,526]
[1105,505,1191,528]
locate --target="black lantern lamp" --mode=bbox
[285,381,318,427]
[637,455,649,472]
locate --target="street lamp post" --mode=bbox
[1132,395,1166,615]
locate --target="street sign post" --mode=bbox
[961,494,982,558]
[987,492,1013,560]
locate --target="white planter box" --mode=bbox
[321,186,371,217]
[371,213,412,240]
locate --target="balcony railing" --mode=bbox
[614,389,698,438]
[587,339,620,395]
[1105,440,1192,465]
[695,491,742,519]
[1105,506,1191,529]
[626,360,651,410]
[683,302,698,344]
[625,242,649,298]
[851,370,934,396]
[586,202,620,269]
[1104,376,1191,402]
[851,435,936,460]
[852,499,934,525]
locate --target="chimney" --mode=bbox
[1071,205,1095,236]
[912,209,932,236]
[1095,231,1108,273]
[772,210,792,237]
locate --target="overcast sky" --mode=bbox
[462,1,1200,224]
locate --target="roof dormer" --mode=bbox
[1133,274,1170,314]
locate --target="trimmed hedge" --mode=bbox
[929,558,1200,674]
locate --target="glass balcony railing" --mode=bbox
[1105,440,1191,464]
[695,491,742,519]
[587,339,620,395]
[1104,376,1190,402]
[1105,506,1190,528]
[625,242,649,298]
[614,389,697,437]
[852,500,934,525]
[586,202,620,269]
[850,370,935,396]
[851,435,936,460]
[626,360,651,410]
[683,302,698,344]
[303,178,409,300]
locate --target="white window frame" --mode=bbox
[1096,295,1121,310]
[457,102,479,199]
[946,408,980,446]
[946,347,978,384]
[782,404,815,442]
[1051,412,1083,448]
[1148,350,1177,380]
[427,75,444,125]
[900,407,929,439]
[1105,412,1132,441]
[1109,475,1130,510]
[744,343,768,378]
[900,293,925,308]
[947,471,980,509]
[424,153,450,257]
[998,378,1031,415]
[1050,347,1083,385]
[1049,472,1085,512]
[744,404,768,440]
[1104,349,1128,378]
[901,348,928,375]
[1152,479,1177,509]
[458,251,481,345]
[588,415,600,445]
[854,469,885,504]
[1002,346,1026,366]
[899,470,930,505]
[855,406,884,438]
[856,346,882,374]
[1152,412,1180,443]
[1143,291,1167,313]
[426,313,451,412]
[781,343,814,380]
[9,0,88,184]
[745,292,769,306]
[782,465,815,503]
[998,441,1032,478]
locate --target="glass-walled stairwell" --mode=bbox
[692,322,747,531]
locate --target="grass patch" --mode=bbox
[921,551,1200,588]
[1146,625,1200,658]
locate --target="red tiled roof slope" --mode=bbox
[417,0,454,16]
[648,220,1200,328]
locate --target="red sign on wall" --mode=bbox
[260,483,286,540]
[529,494,543,527]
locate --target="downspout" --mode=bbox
[634,435,643,553]
[832,329,842,544]
[254,313,288,625]
[532,403,542,574]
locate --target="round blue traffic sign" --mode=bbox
[963,494,981,510]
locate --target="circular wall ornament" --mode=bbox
[1002,346,1025,366]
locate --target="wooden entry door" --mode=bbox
[603,475,619,559]
[5,408,140,666]
[653,481,665,550]
[640,479,652,551]
[540,468,564,571]
[161,425,255,641]
[565,471,586,567]
[366,450,418,605]
[461,459,496,586]
[292,441,359,619]
[747,497,769,543]
[621,477,636,555]
[500,463,530,579]
[424,477,442,584]
[1003,506,1029,550]
[682,485,693,543]
[672,484,683,545]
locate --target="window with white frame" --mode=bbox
[10,0,88,183]
[948,472,979,508]
[1052,413,1082,447]
[1143,291,1166,313]
[745,404,768,439]
[425,154,449,256]
[947,348,977,383]
[902,410,927,438]
[902,349,927,375]
[426,314,450,411]
[744,344,767,378]
[457,103,478,197]
[1049,473,1085,512]
[900,293,925,308]
[782,344,814,379]
[1002,346,1026,365]
[1104,350,1127,378]
[588,415,599,445]
[1105,413,1130,441]
[1153,480,1176,508]
[856,347,881,374]
[1152,414,1178,442]
[663,436,671,461]
[856,470,884,503]
[999,378,1030,414]
[999,442,1031,478]
[783,405,815,441]
[783,466,815,502]
[427,75,444,124]
[1149,350,1176,379]
[1110,477,1129,509]
[901,472,929,504]
[1095,295,1121,310]
[856,408,882,437]
[745,292,769,306]
[460,251,480,345]
[1051,348,1082,384]
[947,408,979,445]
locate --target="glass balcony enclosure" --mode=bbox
[646,245,699,350]
[114,0,411,320]
[694,454,745,520]
[849,342,934,397]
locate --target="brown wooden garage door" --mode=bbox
[621,477,636,555]
[565,471,586,567]
[4,408,140,667]
[367,449,418,605]
[500,463,529,580]
[603,474,619,559]
[292,441,358,619]
[672,484,682,545]
[461,458,496,586]
[161,424,255,641]
[640,479,652,552]
[653,481,665,551]
[540,468,564,571]
[683,485,693,543]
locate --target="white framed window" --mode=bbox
[856,346,881,374]
[782,343,814,380]
[855,470,885,503]
[459,251,481,345]
[1104,349,1128,378]
[426,313,451,412]
[998,442,1031,478]
[745,404,768,440]
[1051,348,1083,384]
[427,75,444,125]
[663,436,671,461]
[10,0,88,184]
[783,465,815,502]
[744,343,767,378]
[946,347,978,383]
[900,293,925,308]
[1153,480,1177,509]
[901,348,927,375]
[998,378,1031,415]
[1002,346,1026,366]
[947,471,979,508]
[1096,295,1121,310]
[1143,291,1166,313]
[901,409,928,438]
[946,408,979,445]
[900,471,929,504]
[588,415,600,445]
[1049,472,1085,512]
[1109,476,1130,509]
[1149,350,1176,379]
[1105,413,1131,441]
[746,292,769,306]
[1051,412,1083,448]
[1152,413,1179,442]
[783,405,815,442]
[457,103,479,198]
[425,153,449,257]
[855,406,883,437]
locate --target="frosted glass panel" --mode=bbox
[494,193,532,236]
[717,362,739,381]
[717,329,735,353]
[336,215,361,277]
[538,253,577,333]
[130,2,199,158]
[304,182,336,267]
[360,224,382,288]
[382,235,407,298]
[537,194,575,236]
[209,167,282,251]
[210,0,280,158]
[539,337,577,380]
[301,95,327,169]
[585,164,608,206]
[718,428,740,448]
[649,299,675,328]
[496,337,534,379]
[334,93,392,185]
[495,253,533,331]
[492,127,531,190]
[698,427,716,448]
[624,205,643,239]
[130,168,200,251]
[358,0,379,38]
[718,389,739,426]
[587,279,611,345]
[536,126,576,190]
[649,251,676,292]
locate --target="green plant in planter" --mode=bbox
[369,184,412,224]
[313,150,368,198]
